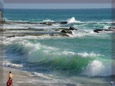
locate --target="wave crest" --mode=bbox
[67,17,81,23]
[82,60,112,77]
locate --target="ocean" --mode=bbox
[1,9,114,85]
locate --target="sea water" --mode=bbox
[1,9,114,85]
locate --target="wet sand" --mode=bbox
[0,66,78,86]
[0,66,35,86]
[0,66,112,86]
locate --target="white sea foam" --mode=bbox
[4,36,104,58]
[2,17,29,22]
[3,17,10,21]
[61,51,76,55]
[17,40,58,55]
[67,30,95,38]
[43,50,76,56]
[3,60,23,68]
[3,23,61,31]
[77,52,103,58]
[80,20,112,24]
[42,19,54,22]
[3,24,28,29]
[67,17,81,23]
[5,30,56,34]
[32,72,52,80]
[103,26,110,29]
[67,29,110,39]
[82,60,111,77]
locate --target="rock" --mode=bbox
[54,28,68,31]
[61,29,72,34]
[59,21,68,24]
[40,21,67,25]
[40,22,47,24]
[0,28,4,32]
[69,26,77,30]
[108,26,115,30]
[47,23,52,25]
[94,28,112,33]
[94,29,104,33]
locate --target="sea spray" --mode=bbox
[67,17,81,23]
[82,60,112,77]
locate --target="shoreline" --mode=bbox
[0,66,36,86]
[0,66,113,86]
[0,66,78,86]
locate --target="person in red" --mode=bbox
[7,71,13,86]
[7,77,12,86]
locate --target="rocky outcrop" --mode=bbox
[94,29,104,33]
[61,29,72,34]
[108,26,115,30]
[94,26,115,33]
[40,21,67,25]
[4,21,68,25]
[60,26,77,34]
[39,22,52,25]
[69,26,77,30]
[59,21,68,24]
[93,28,114,33]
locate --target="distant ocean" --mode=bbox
[2,9,114,84]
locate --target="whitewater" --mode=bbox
[1,9,114,85]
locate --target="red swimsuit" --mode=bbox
[7,79,12,86]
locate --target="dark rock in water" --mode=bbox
[40,22,47,24]
[94,28,112,33]
[69,26,77,30]
[61,29,72,34]
[59,21,68,24]
[54,28,68,31]
[40,21,67,25]
[39,22,52,25]
[108,26,115,30]
[94,29,104,33]
[0,28,4,32]
[60,26,77,35]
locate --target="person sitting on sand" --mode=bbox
[8,71,13,80]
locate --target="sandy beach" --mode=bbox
[0,66,79,86]
[0,66,112,86]
[0,66,36,86]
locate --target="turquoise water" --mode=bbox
[2,9,113,84]
[3,9,112,21]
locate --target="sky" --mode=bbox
[3,3,112,9]
[3,0,112,3]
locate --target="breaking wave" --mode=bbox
[82,60,112,77]
[4,37,113,77]
[67,17,81,23]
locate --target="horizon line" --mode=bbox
[3,8,112,10]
